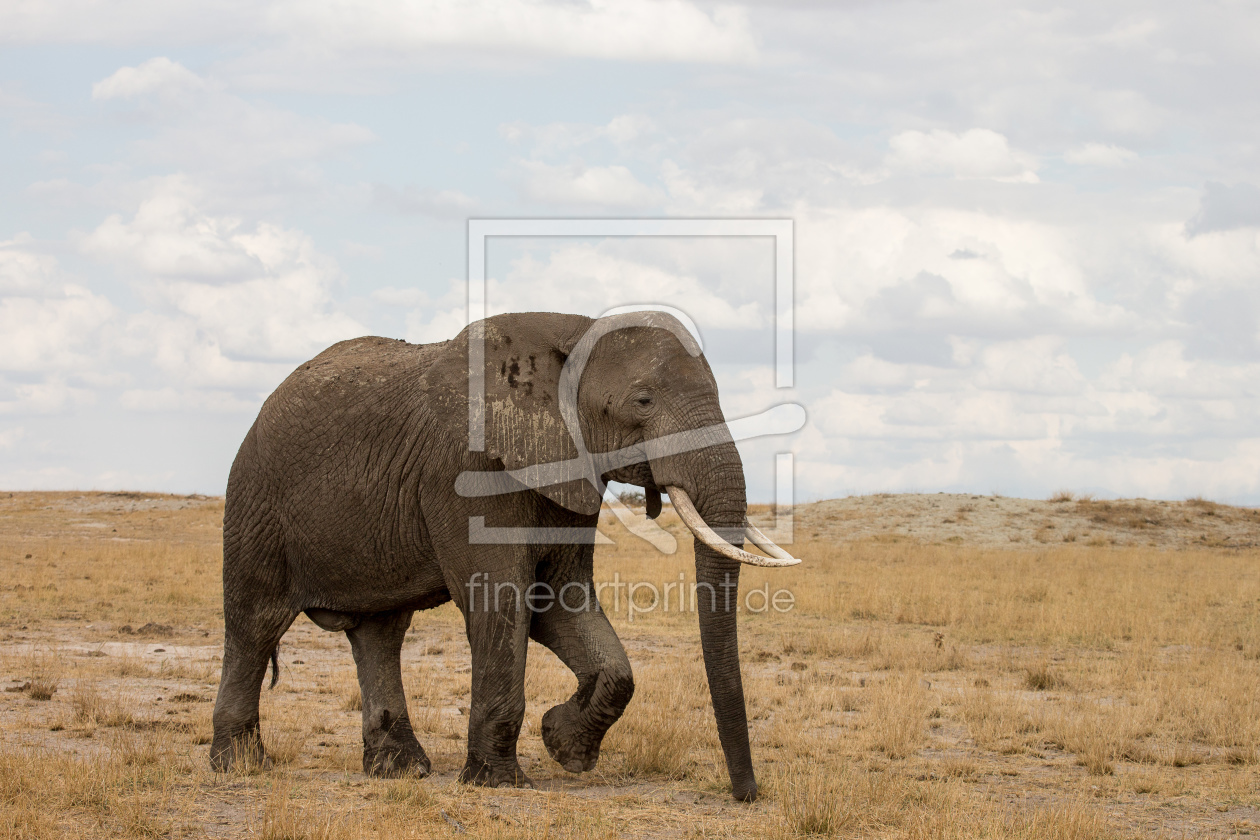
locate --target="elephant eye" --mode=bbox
[630,388,655,412]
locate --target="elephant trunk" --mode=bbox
[696,547,756,801]
[683,454,759,802]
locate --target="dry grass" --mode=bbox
[9,653,62,701]
[1024,659,1068,691]
[340,683,362,712]
[265,727,310,766]
[0,735,177,839]
[864,672,932,759]
[772,762,1131,839]
[255,779,359,840]
[960,686,1040,755]
[602,666,713,780]
[69,680,137,728]
[775,760,893,836]
[4,491,1260,837]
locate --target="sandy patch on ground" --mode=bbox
[770,492,1260,550]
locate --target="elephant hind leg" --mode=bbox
[211,604,296,772]
[346,610,430,778]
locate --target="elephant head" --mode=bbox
[428,310,798,801]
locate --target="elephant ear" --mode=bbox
[423,312,603,516]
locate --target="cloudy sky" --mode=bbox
[2,1,1259,503]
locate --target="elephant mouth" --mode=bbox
[664,486,801,568]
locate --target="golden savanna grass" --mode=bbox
[2,490,1259,837]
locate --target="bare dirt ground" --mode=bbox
[3,491,1260,838]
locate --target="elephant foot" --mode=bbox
[209,730,272,773]
[458,755,534,789]
[364,739,431,778]
[541,703,600,773]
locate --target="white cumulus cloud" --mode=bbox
[793,206,1131,336]
[1,1,757,68]
[118,387,260,413]
[887,129,1039,183]
[89,60,375,184]
[0,235,62,293]
[1064,142,1139,167]
[267,0,758,64]
[0,378,97,415]
[974,338,1085,395]
[82,177,364,370]
[491,245,765,330]
[0,285,116,373]
[516,161,664,208]
[92,56,207,100]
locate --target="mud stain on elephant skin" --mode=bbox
[503,357,536,396]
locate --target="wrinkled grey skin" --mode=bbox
[210,311,759,801]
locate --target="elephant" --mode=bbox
[209,310,799,802]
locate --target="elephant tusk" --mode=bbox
[665,486,802,567]
[743,521,800,564]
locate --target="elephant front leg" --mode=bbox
[531,602,634,773]
[346,610,431,778]
[460,578,533,788]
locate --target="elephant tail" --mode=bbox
[268,645,280,689]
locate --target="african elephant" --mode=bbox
[209,310,798,801]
